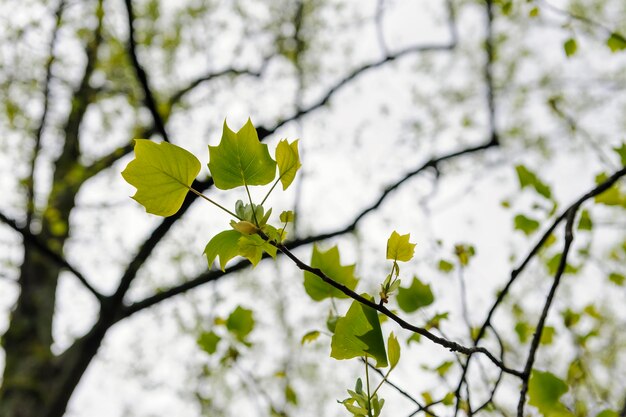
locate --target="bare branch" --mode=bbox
[517,210,576,416]
[123,0,169,142]
[0,211,103,301]
[26,0,66,227]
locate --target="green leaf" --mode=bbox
[226,306,255,342]
[435,361,454,377]
[528,370,572,417]
[279,210,295,223]
[204,230,242,271]
[275,139,302,190]
[596,410,618,417]
[208,119,276,190]
[515,321,531,343]
[197,331,221,355]
[563,38,577,57]
[387,332,400,370]
[540,326,555,345]
[438,259,454,273]
[608,272,625,286]
[607,32,626,52]
[303,245,358,301]
[386,231,416,262]
[301,330,321,345]
[577,210,592,231]
[613,142,626,166]
[396,276,434,312]
[121,139,201,216]
[546,253,579,275]
[407,333,421,345]
[514,214,541,235]
[285,384,298,405]
[237,234,277,266]
[516,165,552,199]
[331,297,388,367]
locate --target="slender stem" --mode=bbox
[371,369,392,398]
[261,177,281,206]
[244,183,260,226]
[187,187,242,220]
[365,355,373,417]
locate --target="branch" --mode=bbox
[123,0,169,142]
[454,165,626,414]
[273,242,522,377]
[0,211,103,301]
[118,138,497,319]
[26,0,66,226]
[517,210,576,416]
[169,61,269,107]
[361,358,422,407]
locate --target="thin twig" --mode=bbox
[517,210,576,416]
[123,0,169,142]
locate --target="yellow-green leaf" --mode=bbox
[563,38,577,57]
[280,210,295,223]
[208,119,276,190]
[303,245,358,301]
[386,231,416,262]
[276,139,302,190]
[528,370,572,417]
[387,332,400,370]
[331,297,388,368]
[226,306,255,342]
[301,330,321,345]
[197,331,221,355]
[121,139,200,216]
[204,230,242,271]
[607,32,626,53]
[396,276,434,312]
[238,234,276,266]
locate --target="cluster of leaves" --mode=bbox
[197,305,255,361]
[121,119,447,415]
[122,118,301,269]
[122,119,625,416]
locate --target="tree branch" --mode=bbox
[517,209,576,416]
[0,211,103,301]
[274,241,522,377]
[26,0,65,227]
[118,137,497,319]
[123,0,169,142]
[454,165,626,415]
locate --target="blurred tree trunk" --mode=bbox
[0,7,103,414]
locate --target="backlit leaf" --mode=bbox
[237,234,277,266]
[122,140,200,216]
[386,231,416,262]
[301,330,320,345]
[208,119,276,189]
[563,38,577,57]
[514,214,541,235]
[607,32,626,52]
[226,306,255,342]
[204,230,242,271]
[528,370,572,417]
[331,297,388,367]
[516,165,552,199]
[387,332,400,370]
[276,139,302,190]
[303,245,358,301]
[396,277,434,312]
[197,331,221,354]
